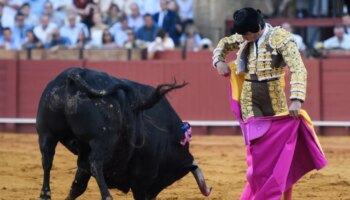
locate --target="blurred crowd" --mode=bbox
[1,0,350,60]
[0,0,213,59]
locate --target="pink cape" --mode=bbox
[227,63,328,200]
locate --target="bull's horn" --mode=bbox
[191,162,212,196]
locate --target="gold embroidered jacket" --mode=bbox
[212,24,307,102]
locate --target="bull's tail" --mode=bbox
[136,80,187,111]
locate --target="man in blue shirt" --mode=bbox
[135,13,159,42]
[12,12,31,47]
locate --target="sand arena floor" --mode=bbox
[0,133,349,200]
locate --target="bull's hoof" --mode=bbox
[104,196,113,200]
[38,190,51,200]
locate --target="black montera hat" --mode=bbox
[232,7,265,35]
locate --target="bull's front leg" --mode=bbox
[89,142,113,200]
[38,135,58,200]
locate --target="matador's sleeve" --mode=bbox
[212,33,243,67]
[271,27,307,102]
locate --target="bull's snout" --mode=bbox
[191,162,212,196]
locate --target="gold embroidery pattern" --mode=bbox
[268,80,289,115]
[240,81,254,121]
[214,34,244,63]
[279,41,307,101]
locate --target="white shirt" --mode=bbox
[292,33,306,51]
[253,24,270,54]
[176,0,194,20]
[113,0,135,15]
[90,29,103,48]
[147,36,175,52]
[136,0,160,15]
[33,22,58,43]
[128,15,144,31]
[60,24,84,47]
[49,0,73,10]
[323,35,350,50]
[157,10,167,27]
[1,0,24,28]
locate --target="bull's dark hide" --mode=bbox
[36,67,211,200]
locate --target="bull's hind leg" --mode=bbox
[65,168,91,200]
[89,141,113,200]
[38,134,58,200]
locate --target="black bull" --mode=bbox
[36,67,211,200]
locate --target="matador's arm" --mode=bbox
[272,28,307,102]
[212,34,243,67]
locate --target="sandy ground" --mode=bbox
[0,133,349,200]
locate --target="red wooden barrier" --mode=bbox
[0,56,349,135]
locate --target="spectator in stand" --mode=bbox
[199,37,213,51]
[21,3,38,27]
[43,1,65,27]
[12,12,31,47]
[109,15,129,47]
[0,27,20,50]
[153,0,180,46]
[176,0,194,26]
[90,12,108,48]
[103,3,123,26]
[60,13,85,48]
[114,0,134,15]
[127,3,143,31]
[180,23,201,52]
[22,29,42,49]
[33,14,58,45]
[281,22,306,51]
[44,28,71,49]
[49,0,74,20]
[147,29,174,59]
[62,7,90,39]
[0,3,4,40]
[342,14,350,35]
[123,28,146,49]
[26,0,46,19]
[71,29,88,49]
[101,28,117,49]
[323,25,350,50]
[1,0,23,28]
[73,0,97,29]
[135,0,160,15]
[95,0,113,16]
[135,13,159,43]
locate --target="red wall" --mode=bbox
[0,54,349,135]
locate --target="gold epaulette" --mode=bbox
[269,27,294,49]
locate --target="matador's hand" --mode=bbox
[289,100,302,119]
[216,61,231,76]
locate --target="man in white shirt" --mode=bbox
[135,0,160,15]
[113,0,134,15]
[323,25,350,50]
[109,15,129,47]
[1,0,23,28]
[33,14,57,45]
[127,2,143,31]
[281,22,306,51]
[176,0,193,23]
[59,13,84,48]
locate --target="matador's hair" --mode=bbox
[232,7,265,35]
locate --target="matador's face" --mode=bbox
[242,26,263,43]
